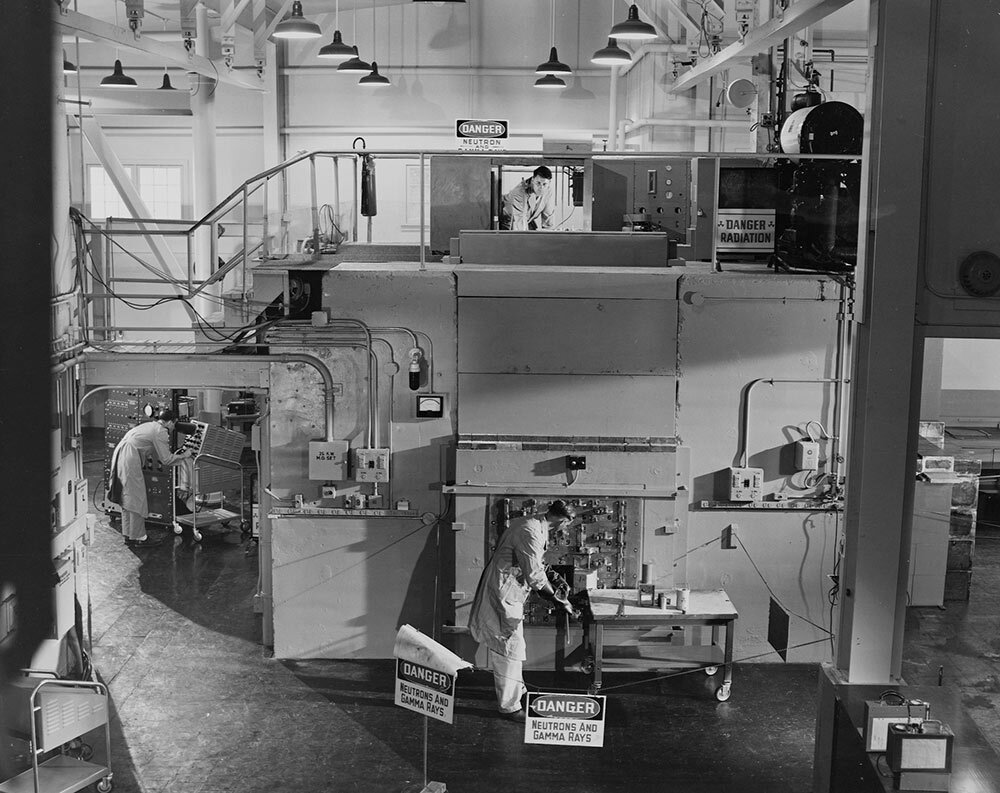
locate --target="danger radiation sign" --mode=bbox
[716,208,776,252]
[456,118,509,151]
[524,692,607,747]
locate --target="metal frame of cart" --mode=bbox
[582,588,738,702]
[173,452,246,541]
[0,673,113,793]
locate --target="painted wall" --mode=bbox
[677,273,843,663]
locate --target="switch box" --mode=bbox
[355,448,390,483]
[308,440,350,481]
[566,455,587,470]
[794,440,819,471]
[74,478,89,519]
[728,467,763,501]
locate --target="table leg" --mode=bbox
[588,624,604,695]
[714,618,734,702]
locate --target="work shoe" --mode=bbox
[502,709,526,723]
[125,535,165,548]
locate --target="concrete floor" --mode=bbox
[22,446,1000,793]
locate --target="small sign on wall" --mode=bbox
[456,119,509,151]
[716,208,776,252]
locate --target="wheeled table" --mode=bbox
[582,588,739,701]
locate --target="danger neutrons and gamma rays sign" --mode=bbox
[525,692,607,747]
[395,658,457,724]
[456,118,509,151]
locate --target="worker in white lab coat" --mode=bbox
[108,409,192,547]
[468,499,576,721]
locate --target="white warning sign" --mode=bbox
[524,692,606,747]
[716,208,776,251]
[456,118,509,151]
[394,658,456,724]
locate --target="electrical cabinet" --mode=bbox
[592,158,691,238]
[488,495,642,626]
[354,448,390,483]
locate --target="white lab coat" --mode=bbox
[468,516,550,661]
[109,421,185,515]
[500,179,555,231]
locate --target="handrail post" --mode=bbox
[242,183,250,320]
[186,230,193,295]
[419,152,426,271]
[310,154,320,259]
[261,177,270,260]
[332,157,340,247]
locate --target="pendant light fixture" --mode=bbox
[592,4,631,65]
[100,4,137,87]
[591,39,631,65]
[338,10,371,73]
[534,0,569,88]
[318,0,354,60]
[158,73,177,90]
[63,50,78,75]
[273,1,322,40]
[610,3,657,40]
[359,6,391,86]
[535,73,567,89]
[100,59,138,87]
[359,62,390,86]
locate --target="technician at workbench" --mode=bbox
[500,165,556,230]
[468,499,576,721]
[108,409,192,547]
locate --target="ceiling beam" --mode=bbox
[657,0,703,38]
[54,7,265,91]
[669,0,855,93]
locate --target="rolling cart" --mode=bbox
[0,672,113,793]
[172,453,248,542]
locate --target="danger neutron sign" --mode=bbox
[716,208,776,251]
[524,692,606,747]
[456,118,509,151]
[394,658,457,724]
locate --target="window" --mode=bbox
[87,164,184,221]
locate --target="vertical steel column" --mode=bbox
[309,154,320,257]
[835,0,934,684]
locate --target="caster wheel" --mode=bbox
[704,666,719,676]
[193,529,202,542]
[172,522,183,535]
[715,684,731,702]
[96,777,113,792]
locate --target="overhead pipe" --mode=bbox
[77,352,337,442]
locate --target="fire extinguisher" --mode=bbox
[354,137,377,217]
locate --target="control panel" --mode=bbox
[487,495,642,626]
[180,420,246,465]
[355,448,390,483]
